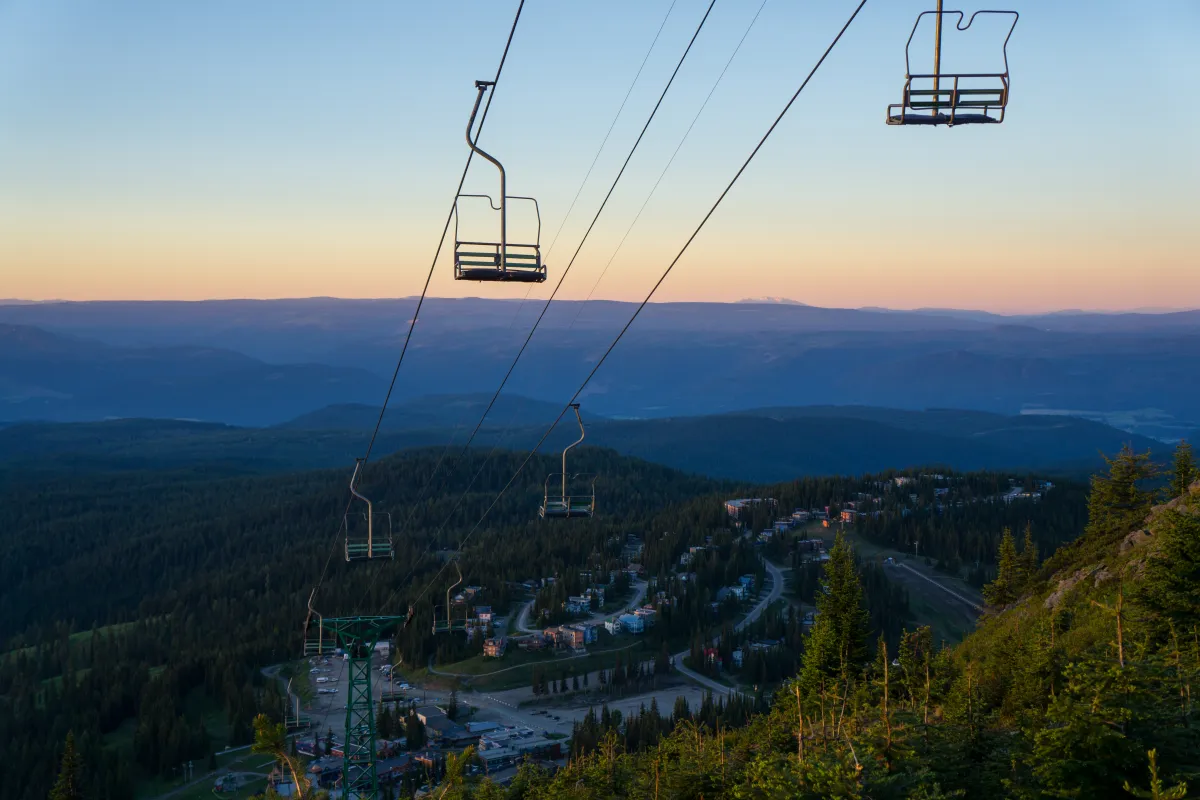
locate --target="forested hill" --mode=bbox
[0,447,732,800]
[0,447,725,646]
[0,403,1168,483]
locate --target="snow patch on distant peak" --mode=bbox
[735,297,807,306]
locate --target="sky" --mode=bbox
[1,0,1198,313]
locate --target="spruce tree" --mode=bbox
[1085,445,1157,544]
[405,712,425,751]
[984,527,1019,606]
[1136,507,1200,629]
[800,531,868,684]
[1018,522,1039,586]
[49,731,83,800]
[1168,440,1198,500]
[377,703,394,740]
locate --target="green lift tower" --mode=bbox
[306,614,406,799]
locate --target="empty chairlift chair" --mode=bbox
[454,80,547,283]
[344,458,394,561]
[540,403,597,519]
[303,601,338,657]
[283,680,310,730]
[887,7,1018,126]
[432,561,468,634]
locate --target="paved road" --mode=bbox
[428,642,642,680]
[147,745,265,800]
[514,579,648,634]
[892,561,983,612]
[670,557,787,697]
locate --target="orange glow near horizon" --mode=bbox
[5,205,1197,313]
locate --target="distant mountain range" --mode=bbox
[0,399,1176,483]
[0,323,384,426]
[1,298,1198,439]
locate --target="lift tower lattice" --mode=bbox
[306,614,406,800]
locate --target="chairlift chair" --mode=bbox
[887,6,1018,126]
[303,610,337,657]
[454,80,547,283]
[431,561,468,634]
[344,458,394,561]
[283,680,310,730]
[540,404,597,519]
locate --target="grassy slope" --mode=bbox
[846,531,983,645]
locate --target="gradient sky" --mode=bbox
[2,0,1198,312]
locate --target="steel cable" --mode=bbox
[399,0,870,612]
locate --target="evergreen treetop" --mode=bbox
[1085,445,1158,545]
[1168,440,1198,500]
[983,527,1019,606]
[49,732,83,800]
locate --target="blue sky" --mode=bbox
[1,0,1197,312]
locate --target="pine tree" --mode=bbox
[1136,507,1200,629]
[377,703,394,740]
[251,714,307,797]
[1168,440,1198,500]
[1018,522,1039,586]
[1085,445,1157,544]
[800,531,868,684]
[405,712,425,751]
[984,528,1019,606]
[1123,749,1189,800]
[49,731,83,800]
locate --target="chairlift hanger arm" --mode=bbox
[348,457,372,522]
[465,80,508,269]
[561,403,585,496]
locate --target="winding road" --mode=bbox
[514,579,648,634]
[671,557,786,696]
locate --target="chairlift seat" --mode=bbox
[540,470,597,520]
[345,538,394,561]
[454,242,546,283]
[540,496,595,519]
[887,75,1009,126]
[304,638,337,657]
[887,111,1000,125]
